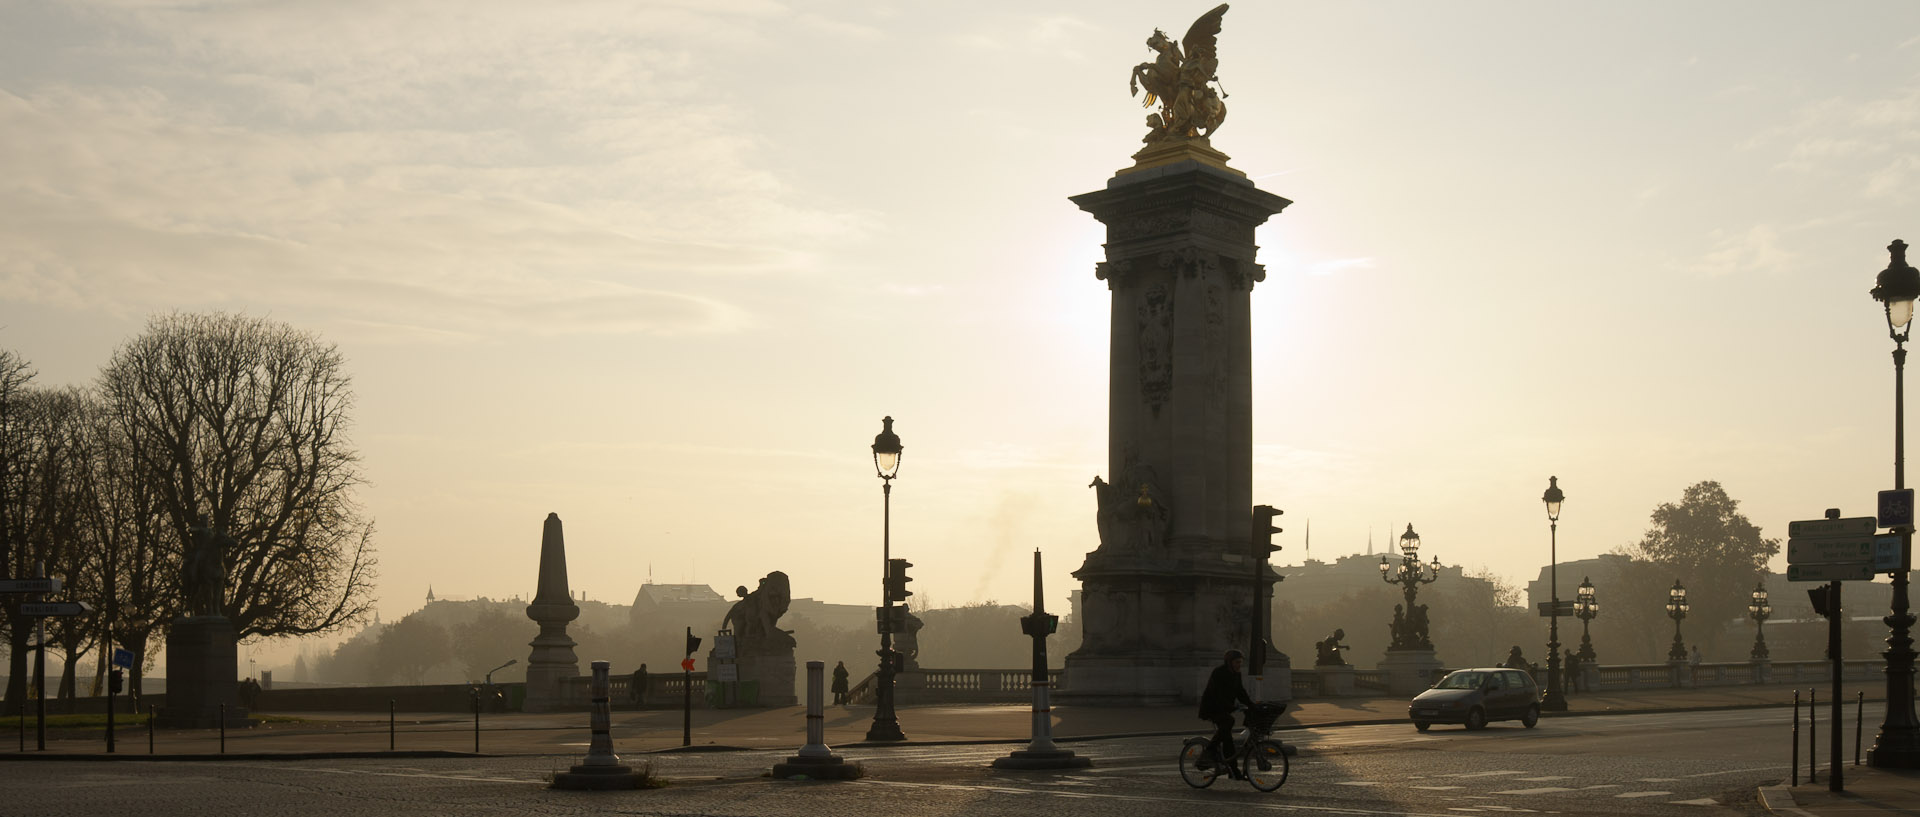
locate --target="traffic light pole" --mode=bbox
[1250,506,1282,678]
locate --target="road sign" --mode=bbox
[1787,563,1879,582]
[0,578,63,593]
[18,601,92,616]
[712,663,738,682]
[1536,600,1575,617]
[712,635,735,660]
[1878,535,1906,571]
[1789,517,1877,539]
[679,657,695,672]
[1788,536,1877,565]
[111,648,134,669]
[1883,490,1917,529]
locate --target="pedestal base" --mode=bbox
[992,749,1093,770]
[772,754,861,780]
[1316,664,1356,696]
[737,649,797,707]
[551,764,640,790]
[158,617,253,729]
[1380,649,1444,696]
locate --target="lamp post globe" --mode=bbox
[1749,581,1771,661]
[1575,576,1598,661]
[865,416,906,742]
[1541,477,1567,712]
[1665,579,1689,661]
[1870,239,1920,767]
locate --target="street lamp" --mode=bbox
[1574,576,1598,661]
[1541,476,1567,712]
[1870,239,1920,768]
[1379,524,1441,649]
[1749,582,1771,660]
[1665,579,1689,661]
[865,416,907,742]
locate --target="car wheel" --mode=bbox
[1521,705,1539,728]
[1465,708,1487,731]
[1414,721,1430,732]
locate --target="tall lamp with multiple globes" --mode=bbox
[1665,579,1689,661]
[1379,525,1441,647]
[1574,577,1598,661]
[1749,581,1771,661]
[1870,239,1920,767]
[1541,477,1566,711]
[864,417,906,742]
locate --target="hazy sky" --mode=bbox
[4,1,1920,636]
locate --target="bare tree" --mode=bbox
[99,312,377,643]
[73,394,177,702]
[0,350,39,714]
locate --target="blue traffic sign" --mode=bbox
[1881,489,1916,529]
[111,647,134,669]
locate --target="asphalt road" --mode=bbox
[0,705,1852,816]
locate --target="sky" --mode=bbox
[4,1,1920,660]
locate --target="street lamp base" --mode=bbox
[863,719,906,742]
[1540,692,1568,712]
[1869,728,1920,769]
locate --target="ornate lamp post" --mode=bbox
[1379,524,1441,649]
[865,417,906,742]
[1745,581,1771,660]
[1574,577,1598,661]
[1871,239,1920,768]
[1541,477,1567,711]
[1665,579,1689,661]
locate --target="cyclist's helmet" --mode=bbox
[1223,649,1245,662]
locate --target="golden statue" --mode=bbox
[1130,4,1229,144]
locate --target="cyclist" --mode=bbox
[1198,648,1255,776]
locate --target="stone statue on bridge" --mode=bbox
[183,526,234,618]
[1314,629,1350,666]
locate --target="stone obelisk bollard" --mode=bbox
[552,661,638,790]
[772,661,858,780]
[995,549,1090,770]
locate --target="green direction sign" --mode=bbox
[19,601,91,616]
[1788,536,1876,565]
[1787,562,1878,582]
[1788,517,1877,539]
[0,578,63,593]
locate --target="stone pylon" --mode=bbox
[523,512,580,712]
[1061,140,1292,705]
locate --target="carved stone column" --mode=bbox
[523,512,580,712]
[1061,148,1292,705]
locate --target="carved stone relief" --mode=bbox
[1137,283,1173,413]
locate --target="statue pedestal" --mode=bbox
[1750,658,1772,684]
[736,644,797,707]
[1316,664,1356,697]
[1380,649,1443,696]
[158,617,252,729]
[1669,659,1691,688]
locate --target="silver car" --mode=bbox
[1408,668,1540,732]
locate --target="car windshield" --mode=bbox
[1434,672,1485,690]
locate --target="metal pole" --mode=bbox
[1832,582,1844,792]
[1792,690,1800,786]
[107,672,115,754]
[1873,337,1920,767]
[1859,691,1866,766]
[681,664,691,747]
[219,703,226,754]
[1810,688,1818,782]
[1544,518,1564,710]
[389,699,395,751]
[473,693,480,753]
[866,479,904,741]
[148,704,154,754]
[34,561,45,752]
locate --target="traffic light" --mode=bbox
[1253,505,1284,562]
[1020,612,1060,636]
[684,626,702,657]
[1809,585,1836,618]
[108,669,123,695]
[885,558,914,603]
[875,605,908,634]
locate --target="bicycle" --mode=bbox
[1179,701,1292,791]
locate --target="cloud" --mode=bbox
[0,1,873,338]
[1309,257,1375,277]
[1687,225,1795,278]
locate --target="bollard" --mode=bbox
[148,705,155,755]
[551,661,639,789]
[472,691,481,753]
[1856,691,1864,766]
[389,700,395,751]
[770,660,856,779]
[1808,688,1816,783]
[219,704,226,754]
[1791,690,1799,786]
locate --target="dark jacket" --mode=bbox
[1198,663,1253,719]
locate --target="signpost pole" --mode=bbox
[34,562,45,752]
[1831,581,1845,792]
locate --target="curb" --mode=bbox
[1757,785,1818,816]
[0,750,487,762]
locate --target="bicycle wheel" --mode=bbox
[1244,739,1290,791]
[1178,739,1219,788]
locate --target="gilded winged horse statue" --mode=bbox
[1129,4,1230,144]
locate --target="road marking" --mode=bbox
[1444,770,1527,778]
[1638,777,1679,782]
[1337,781,1384,786]
[1491,787,1573,795]
[1616,791,1672,798]
[1576,784,1619,789]
[1669,798,1720,806]
[1513,776,1570,781]
[1411,785,1465,790]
